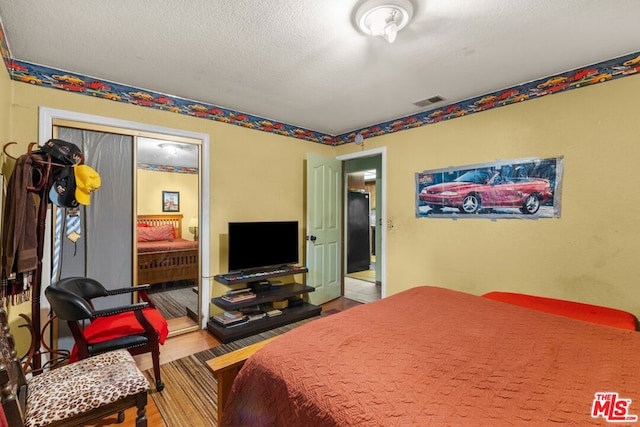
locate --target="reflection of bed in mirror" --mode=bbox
[136,214,199,286]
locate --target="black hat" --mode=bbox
[48,166,79,208]
[41,139,83,165]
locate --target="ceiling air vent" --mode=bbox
[413,95,445,108]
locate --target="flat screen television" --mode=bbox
[228,221,299,272]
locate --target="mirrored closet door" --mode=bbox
[136,137,201,333]
[52,122,202,345]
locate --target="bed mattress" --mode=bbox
[222,286,640,426]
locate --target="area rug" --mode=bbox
[147,282,198,319]
[144,316,329,426]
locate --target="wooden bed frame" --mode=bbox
[136,214,199,286]
[207,336,278,423]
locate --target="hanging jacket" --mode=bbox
[2,154,38,276]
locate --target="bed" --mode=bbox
[220,286,640,426]
[136,214,199,286]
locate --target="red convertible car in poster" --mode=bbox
[419,169,553,214]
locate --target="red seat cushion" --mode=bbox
[482,291,638,331]
[69,308,169,362]
[0,402,8,427]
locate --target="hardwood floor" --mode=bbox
[88,297,362,427]
[135,329,221,372]
[322,295,363,312]
[165,315,199,334]
[344,277,381,303]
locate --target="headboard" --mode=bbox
[137,214,183,239]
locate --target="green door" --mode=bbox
[306,153,342,305]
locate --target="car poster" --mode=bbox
[415,156,564,219]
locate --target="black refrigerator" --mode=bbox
[347,191,371,273]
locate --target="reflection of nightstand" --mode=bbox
[189,217,199,241]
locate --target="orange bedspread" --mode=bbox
[222,286,640,426]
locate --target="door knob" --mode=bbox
[307,235,317,242]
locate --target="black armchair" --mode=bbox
[44,277,169,391]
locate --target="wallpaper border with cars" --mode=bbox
[0,22,638,146]
[137,163,198,175]
[415,157,564,220]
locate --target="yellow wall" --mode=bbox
[0,65,9,144]
[4,70,640,333]
[5,81,334,321]
[137,169,199,240]
[208,123,326,300]
[337,73,640,314]
[1,69,32,355]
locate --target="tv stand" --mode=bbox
[208,266,321,343]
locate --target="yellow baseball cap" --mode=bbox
[74,165,101,205]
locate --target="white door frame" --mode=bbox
[337,147,386,299]
[39,107,211,328]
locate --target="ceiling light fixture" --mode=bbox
[355,0,414,43]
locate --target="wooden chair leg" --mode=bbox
[152,348,164,391]
[135,392,148,427]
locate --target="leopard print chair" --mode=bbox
[0,304,150,427]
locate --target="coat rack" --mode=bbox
[2,142,67,373]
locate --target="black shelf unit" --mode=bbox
[208,267,321,343]
[212,283,315,311]
[207,304,321,343]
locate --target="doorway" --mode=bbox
[338,148,386,304]
[343,162,381,303]
[344,170,379,303]
[305,150,386,306]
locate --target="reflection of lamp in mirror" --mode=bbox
[189,217,199,241]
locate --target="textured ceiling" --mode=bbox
[137,137,199,169]
[1,1,640,136]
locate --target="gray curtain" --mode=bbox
[56,127,133,309]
